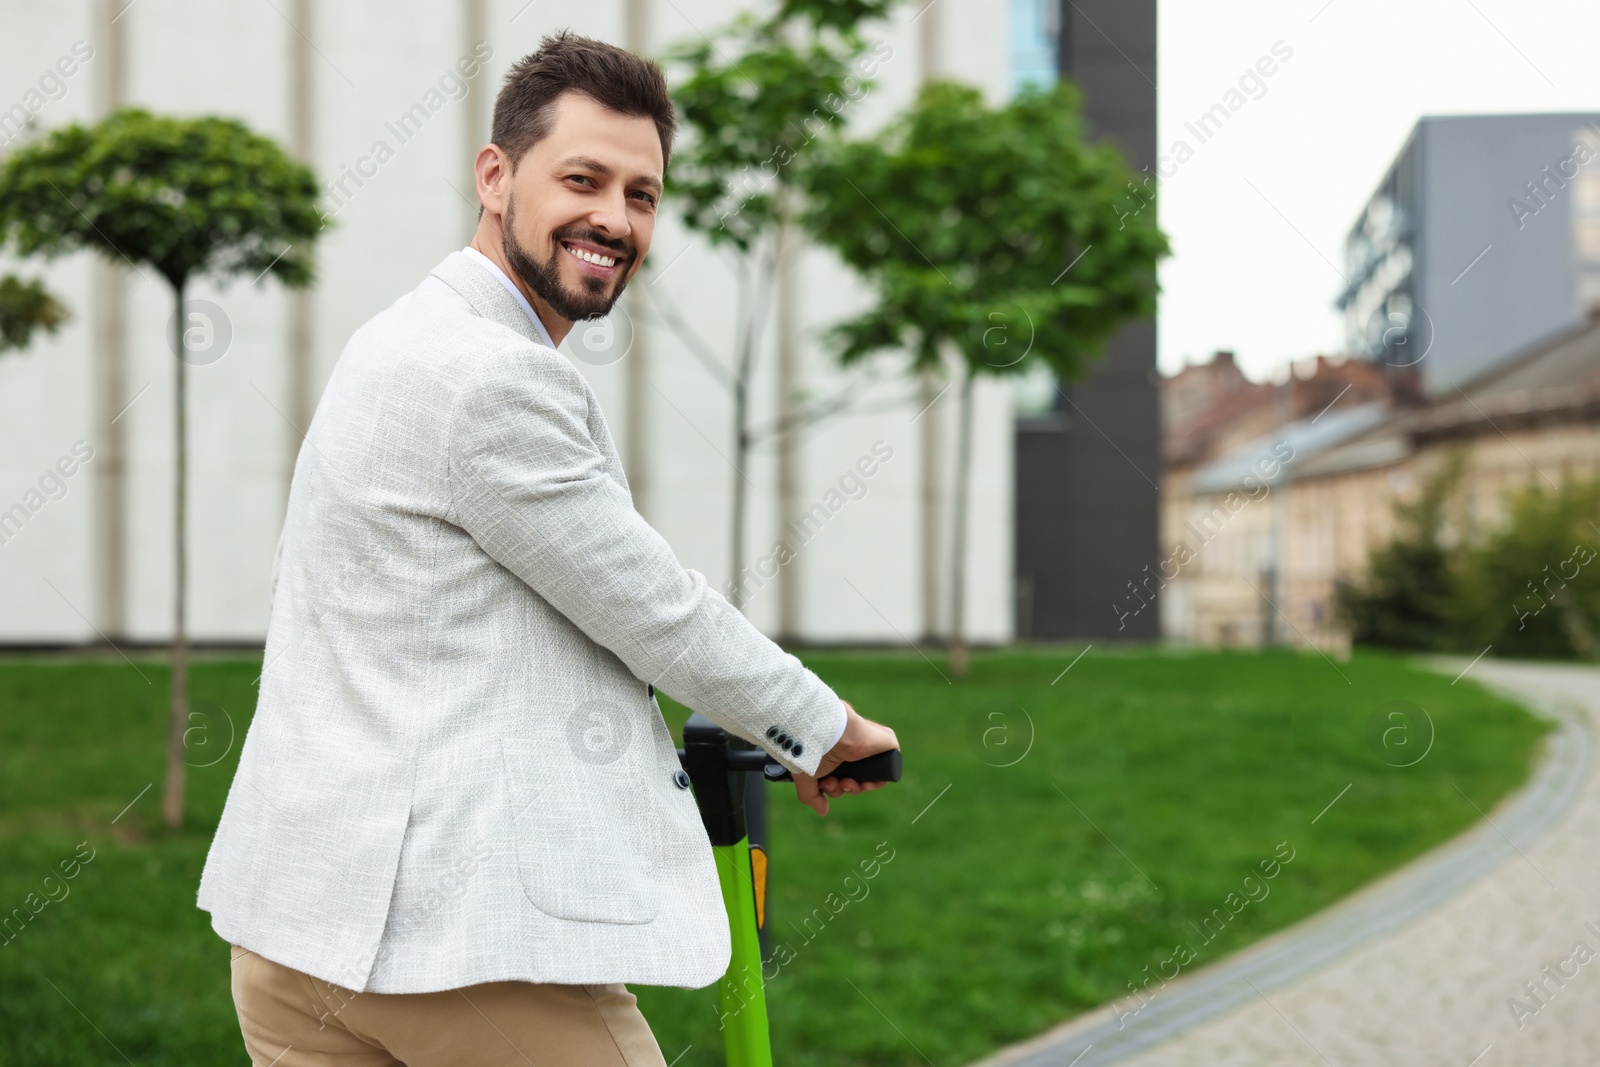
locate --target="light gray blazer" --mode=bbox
[197,250,846,994]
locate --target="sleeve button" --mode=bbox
[791,742,803,757]
[766,726,780,739]
[673,769,692,789]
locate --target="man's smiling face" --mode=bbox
[500,91,663,325]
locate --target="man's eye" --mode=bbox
[630,191,657,206]
[567,175,595,187]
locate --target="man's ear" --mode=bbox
[475,143,513,218]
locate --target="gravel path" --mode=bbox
[972,660,1600,1067]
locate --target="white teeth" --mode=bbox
[566,245,616,268]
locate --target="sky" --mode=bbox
[1156,0,1600,381]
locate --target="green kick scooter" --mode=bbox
[677,712,903,1067]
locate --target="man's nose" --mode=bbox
[589,190,631,242]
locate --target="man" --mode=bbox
[200,31,900,1067]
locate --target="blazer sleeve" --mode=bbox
[447,343,845,777]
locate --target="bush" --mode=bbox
[1336,454,1462,651]
[1340,455,1600,659]
[1452,480,1600,658]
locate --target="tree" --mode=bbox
[0,274,68,353]
[652,0,895,612]
[0,107,327,827]
[1335,453,1464,652]
[802,81,1169,676]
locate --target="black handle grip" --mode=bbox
[762,748,902,784]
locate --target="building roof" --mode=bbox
[1404,312,1600,439]
[1189,402,1391,494]
[1163,354,1409,470]
[1203,313,1600,489]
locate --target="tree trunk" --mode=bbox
[727,246,773,614]
[730,372,749,611]
[729,259,753,612]
[918,367,945,644]
[949,366,976,679]
[162,283,189,829]
[774,213,801,641]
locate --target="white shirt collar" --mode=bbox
[462,245,557,350]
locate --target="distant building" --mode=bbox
[1164,350,1272,472]
[1158,353,1409,646]
[1162,314,1600,650]
[1337,113,1600,395]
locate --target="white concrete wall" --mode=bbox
[2,1,110,642]
[0,0,1015,646]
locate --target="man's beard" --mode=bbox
[502,195,634,323]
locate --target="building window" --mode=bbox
[1573,127,1600,314]
[1010,0,1059,94]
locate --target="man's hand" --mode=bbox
[794,702,899,816]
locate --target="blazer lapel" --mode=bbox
[431,250,546,348]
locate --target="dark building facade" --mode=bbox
[1014,0,1161,639]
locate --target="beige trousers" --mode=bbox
[229,944,669,1067]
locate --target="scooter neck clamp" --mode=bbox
[678,711,764,847]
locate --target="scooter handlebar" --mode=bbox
[761,747,902,784]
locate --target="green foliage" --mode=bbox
[1452,479,1600,658]
[801,80,1170,378]
[1339,457,1600,659]
[773,0,896,30]
[0,107,326,291]
[0,650,1549,1066]
[1336,454,1464,651]
[665,6,890,250]
[0,274,68,353]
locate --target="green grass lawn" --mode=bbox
[0,648,1552,1066]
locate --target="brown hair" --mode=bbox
[490,31,676,174]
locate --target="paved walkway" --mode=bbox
[972,660,1600,1067]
